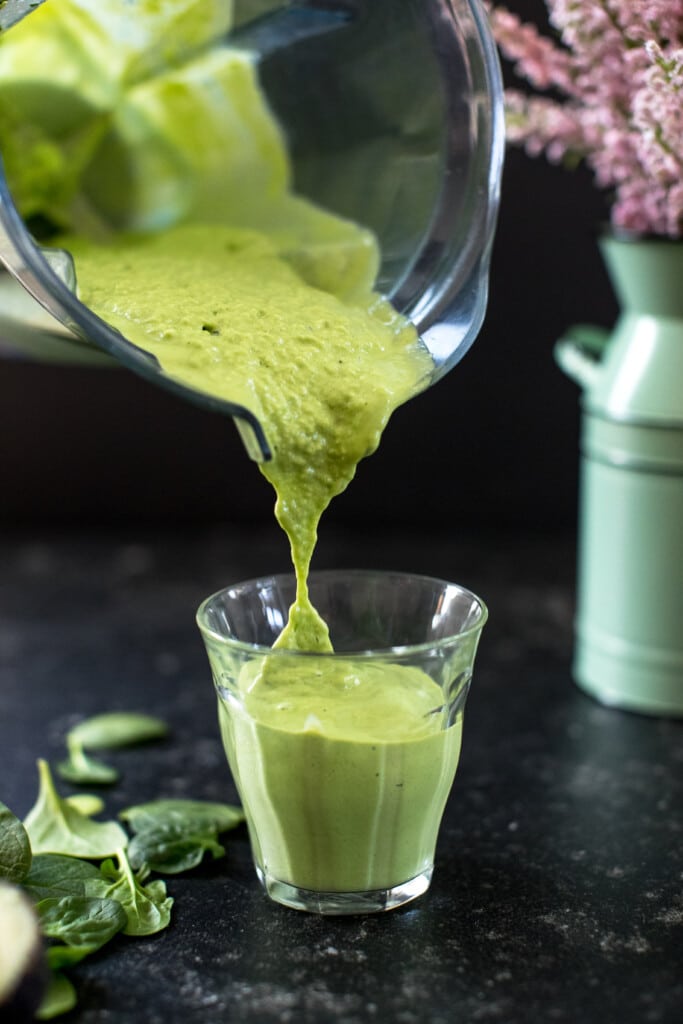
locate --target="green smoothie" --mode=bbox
[1,0,434,648]
[1,0,465,901]
[218,657,462,893]
[63,221,432,651]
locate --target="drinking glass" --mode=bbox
[197,569,487,914]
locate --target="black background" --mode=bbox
[0,2,618,536]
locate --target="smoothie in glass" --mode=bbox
[219,658,462,895]
[198,569,486,913]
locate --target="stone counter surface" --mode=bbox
[1,529,681,1023]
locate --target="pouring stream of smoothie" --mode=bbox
[0,0,473,900]
[0,1,433,650]
[64,222,432,650]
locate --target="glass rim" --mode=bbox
[195,568,488,658]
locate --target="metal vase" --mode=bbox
[556,236,683,716]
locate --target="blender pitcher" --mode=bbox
[0,0,504,460]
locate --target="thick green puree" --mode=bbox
[1,0,433,646]
[219,658,461,892]
[1,0,462,897]
[65,222,431,650]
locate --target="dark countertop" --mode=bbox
[1,528,681,1024]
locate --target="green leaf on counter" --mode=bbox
[120,798,243,835]
[36,971,77,1021]
[84,849,173,937]
[4,724,237,1017]
[64,794,106,817]
[57,748,119,786]
[57,712,169,786]
[23,853,101,902]
[67,712,169,751]
[120,798,244,874]
[0,800,32,883]
[127,821,226,874]
[37,894,126,963]
[23,760,128,859]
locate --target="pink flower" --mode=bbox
[487,2,683,236]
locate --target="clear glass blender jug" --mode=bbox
[0,0,504,460]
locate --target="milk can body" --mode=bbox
[556,237,683,716]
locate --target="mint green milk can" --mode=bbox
[556,237,683,717]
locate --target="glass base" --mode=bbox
[256,866,433,915]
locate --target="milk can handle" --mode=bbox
[554,324,610,391]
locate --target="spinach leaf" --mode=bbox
[120,798,244,873]
[57,712,168,786]
[67,712,168,750]
[127,821,226,874]
[37,894,126,961]
[36,971,77,1021]
[23,853,101,901]
[64,794,105,817]
[84,849,173,936]
[57,749,119,786]
[46,943,105,971]
[0,800,32,883]
[120,798,244,835]
[24,760,128,859]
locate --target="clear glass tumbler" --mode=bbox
[197,569,487,914]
